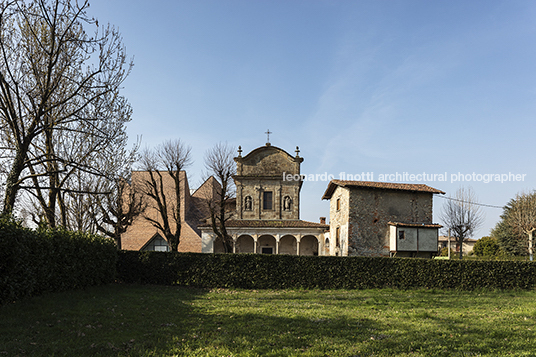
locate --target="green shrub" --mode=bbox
[0,218,117,304]
[439,247,455,257]
[473,236,501,257]
[117,251,536,291]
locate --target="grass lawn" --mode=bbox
[1,284,536,356]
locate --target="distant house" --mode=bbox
[438,236,477,255]
[322,180,445,257]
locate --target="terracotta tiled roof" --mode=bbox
[322,180,445,199]
[200,219,329,229]
[388,221,443,228]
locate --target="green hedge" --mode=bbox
[117,251,536,290]
[0,219,117,304]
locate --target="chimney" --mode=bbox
[320,217,326,224]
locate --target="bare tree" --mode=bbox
[440,187,484,259]
[79,140,143,248]
[137,140,192,252]
[24,94,133,228]
[204,142,236,253]
[0,0,132,221]
[504,191,536,261]
[90,174,145,249]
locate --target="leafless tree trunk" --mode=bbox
[504,191,536,261]
[0,0,132,222]
[440,187,484,259]
[137,140,192,252]
[204,142,236,253]
[90,174,145,249]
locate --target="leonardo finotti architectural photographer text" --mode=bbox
[282,171,526,184]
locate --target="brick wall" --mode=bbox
[121,171,213,252]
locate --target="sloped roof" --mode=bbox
[191,176,220,199]
[200,219,329,230]
[388,221,443,228]
[322,180,445,200]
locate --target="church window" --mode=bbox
[335,227,340,247]
[336,198,341,211]
[263,191,273,210]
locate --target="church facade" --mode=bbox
[200,143,329,255]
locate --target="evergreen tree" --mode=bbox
[491,192,536,256]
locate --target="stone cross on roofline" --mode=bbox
[265,129,272,146]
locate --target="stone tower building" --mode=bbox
[322,180,444,257]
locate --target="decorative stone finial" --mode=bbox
[237,145,242,157]
[295,146,300,157]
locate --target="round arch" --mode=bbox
[258,235,276,254]
[300,235,319,256]
[213,237,225,253]
[279,235,297,255]
[236,235,254,253]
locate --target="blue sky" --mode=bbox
[90,0,536,239]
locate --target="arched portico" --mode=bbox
[300,235,319,256]
[279,235,297,255]
[213,237,225,253]
[236,234,255,253]
[257,234,276,254]
[200,221,328,255]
